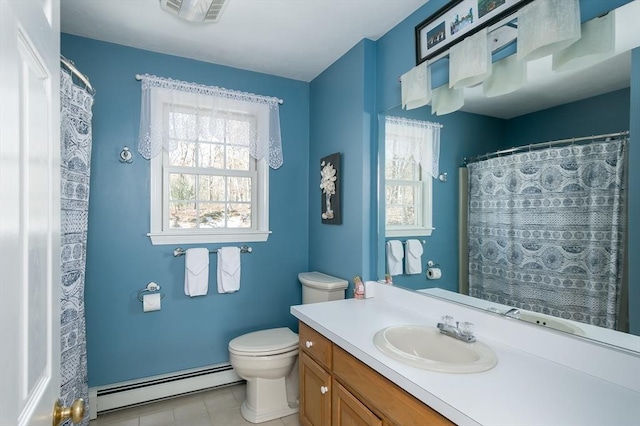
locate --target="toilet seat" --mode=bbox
[229,327,298,357]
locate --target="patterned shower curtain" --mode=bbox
[467,138,626,329]
[60,69,94,425]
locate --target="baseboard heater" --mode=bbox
[89,363,242,418]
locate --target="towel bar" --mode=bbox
[402,240,426,245]
[173,246,253,257]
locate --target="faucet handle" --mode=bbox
[441,315,454,326]
[459,321,475,337]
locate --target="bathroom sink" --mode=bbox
[518,312,585,335]
[373,325,497,373]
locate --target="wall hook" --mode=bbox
[119,146,133,163]
[438,172,447,182]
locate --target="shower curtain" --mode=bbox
[60,69,94,425]
[467,138,626,329]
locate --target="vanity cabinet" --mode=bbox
[299,321,454,426]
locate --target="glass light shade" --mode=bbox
[430,85,464,116]
[552,11,615,72]
[401,62,431,110]
[483,54,527,98]
[449,28,492,89]
[517,0,581,62]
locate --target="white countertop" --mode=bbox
[291,284,640,426]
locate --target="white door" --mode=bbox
[0,0,64,425]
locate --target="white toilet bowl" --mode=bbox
[228,272,348,423]
[228,327,299,423]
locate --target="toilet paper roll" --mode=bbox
[143,293,161,312]
[426,268,442,280]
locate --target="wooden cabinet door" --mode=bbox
[332,379,382,426]
[300,351,332,426]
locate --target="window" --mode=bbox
[384,116,441,237]
[146,88,271,245]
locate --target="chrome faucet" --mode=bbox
[504,308,521,319]
[437,317,476,343]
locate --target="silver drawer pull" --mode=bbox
[320,386,328,395]
[305,341,313,348]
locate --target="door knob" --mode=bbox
[320,385,328,395]
[52,398,84,426]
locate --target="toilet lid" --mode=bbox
[229,327,298,356]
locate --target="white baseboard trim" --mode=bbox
[88,363,242,419]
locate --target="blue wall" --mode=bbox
[308,40,377,291]
[62,35,310,386]
[505,89,630,144]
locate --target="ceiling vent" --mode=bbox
[159,0,229,23]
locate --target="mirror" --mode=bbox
[377,1,640,353]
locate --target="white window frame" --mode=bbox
[147,89,271,245]
[384,122,434,238]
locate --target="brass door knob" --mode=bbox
[52,398,84,426]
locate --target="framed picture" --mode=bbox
[415,0,533,64]
[320,152,341,225]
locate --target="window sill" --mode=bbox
[148,230,271,245]
[386,227,434,238]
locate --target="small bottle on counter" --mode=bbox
[385,274,393,285]
[353,276,365,300]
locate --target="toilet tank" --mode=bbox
[298,272,348,304]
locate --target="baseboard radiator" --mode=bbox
[88,363,242,419]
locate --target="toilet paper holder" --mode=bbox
[137,282,165,302]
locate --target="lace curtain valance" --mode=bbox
[385,116,442,179]
[137,74,284,169]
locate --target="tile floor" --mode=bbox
[88,383,300,426]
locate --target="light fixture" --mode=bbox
[517,0,581,62]
[160,0,229,23]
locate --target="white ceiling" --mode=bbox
[60,0,428,82]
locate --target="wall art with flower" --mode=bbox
[320,152,341,224]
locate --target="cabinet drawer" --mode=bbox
[333,345,455,426]
[299,321,332,369]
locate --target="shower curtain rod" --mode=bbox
[60,55,95,95]
[463,130,629,165]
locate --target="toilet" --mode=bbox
[228,271,348,423]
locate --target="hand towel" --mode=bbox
[400,62,431,110]
[217,247,241,293]
[404,239,424,275]
[184,248,209,297]
[386,240,404,276]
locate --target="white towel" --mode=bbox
[404,239,424,275]
[400,62,431,110]
[217,247,241,293]
[386,240,404,276]
[184,248,209,297]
